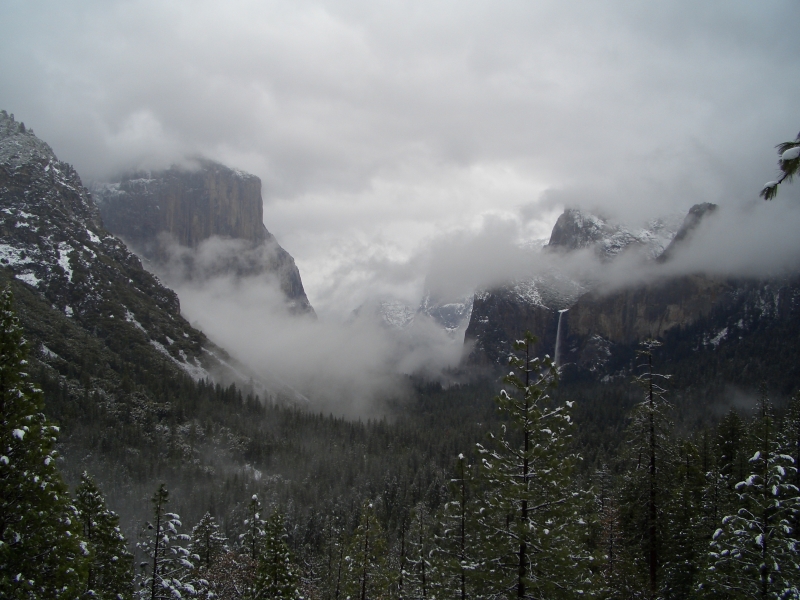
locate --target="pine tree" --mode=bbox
[717,410,748,492]
[704,392,800,599]
[75,471,134,599]
[403,502,435,600]
[252,510,301,600]
[784,393,800,494]
[313,515,346,600]
[434,454,481,600]
[475,331,596,599]
[595,466,639,598]
[188,512,228,599]
[618,339,673,599]
[240,494,267,563]
[760,131,800,200]
[189,512,227,571]
[136,484,193,600]
[661,440,706,600]
[343,500,390,600]
[0,287,86,598]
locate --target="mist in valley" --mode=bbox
[2,0,800,414]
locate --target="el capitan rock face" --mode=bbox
[97,160,266,249]
[94,160,315,315]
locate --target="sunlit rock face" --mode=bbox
[94,160,315,316]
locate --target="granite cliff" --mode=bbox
[463,204,752,374]
[0,110,236,382]
[465,209,681,366]
[94,160,315,315]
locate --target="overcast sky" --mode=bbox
[2,0,799,316]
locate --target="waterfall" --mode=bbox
[554,309,568,368]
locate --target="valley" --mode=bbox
[2,109,800,597]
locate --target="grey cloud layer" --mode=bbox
[2,1,800,393]
[2,1,798,200]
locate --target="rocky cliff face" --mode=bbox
[547,208,682,260]
[463,203,750,373]
[94,161,314,315]
[566,275,726,345]
[657,202,718,263]
[97,160,266,248]
[0,109,247,387]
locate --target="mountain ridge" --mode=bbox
[461,203,778,377]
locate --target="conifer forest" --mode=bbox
[3,3,800,598]
[3,270,800,598]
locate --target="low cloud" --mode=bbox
[144,182,800,416]
[3,0,800,411]
[152,236,466,417]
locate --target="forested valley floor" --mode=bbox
[3,286,800,598]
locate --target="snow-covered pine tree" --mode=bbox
[75,471,134,599]
[0,287,86,598]
[188,512,228,598]
[402,502,435,600]
[240,494,267,563]
[343,500,390,600]
[136,484,194,600]
[618,339,673,599]
[475,331,596,599]
[189,512,227,572]
[760,131,800,200]
[252,510,301,600]
[703,392,800,599]
[433,454,481,600]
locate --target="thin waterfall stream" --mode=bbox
[554,309,568,368]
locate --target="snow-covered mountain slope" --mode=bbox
[0,109,285,397]
[463,205,718,369]
[354,292,474,336]
[418,292,473,333]
[546,208,684,261]
[462,202,800,388]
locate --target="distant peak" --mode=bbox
[546,207,682,261]
[546,208,613,251]
[657,203,718,263]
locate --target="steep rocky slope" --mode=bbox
[0,110,245,384]
[94,161,314,315]
[465,209,682,367]
[0,109,318,534]
[462,204,797,383]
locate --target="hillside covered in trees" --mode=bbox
[4,275,800,597]
[2,114,800,597]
